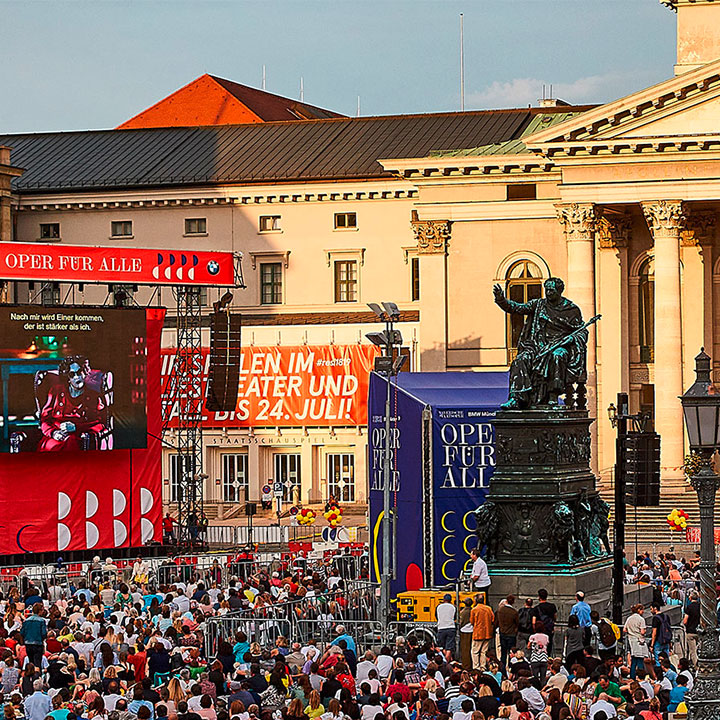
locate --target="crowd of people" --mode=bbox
[0,548,703,720]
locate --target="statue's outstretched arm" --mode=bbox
[493,284,534,315]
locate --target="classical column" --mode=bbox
[642,200,685,479]
[681,211,717,389]
[556,203,599,471]
[411,213,451,372]
[596,211,632,486]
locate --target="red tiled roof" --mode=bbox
[117,74,344,129]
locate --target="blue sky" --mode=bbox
[2,0,676,133]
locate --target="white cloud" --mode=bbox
[467,70,659,109]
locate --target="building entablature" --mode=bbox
[16,179,418,212]
[524,58,720,156]
[380,154,556,179]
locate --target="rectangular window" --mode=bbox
[411,257,420,301]
[259,215,281,232]
[334,212,357,229]
[506,183,537,201]
[274,453,301,504]
[334,260,358,303]
[185,217,207,235]
[111,220,133,237]
[39,223,60,241]
[222,454,248,503]
[260,262,283,305]
[327,453,355,503]
[168,454,196,504]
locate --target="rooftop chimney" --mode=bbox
[662,0,720,74]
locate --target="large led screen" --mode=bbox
[0,305,147,453]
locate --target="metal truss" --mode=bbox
[170,286,205,546]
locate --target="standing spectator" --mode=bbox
[469,595,494,670]
[563,616,585,671]
[535,589,558,655]
[21,603,47,668]
[458,598,474,669]
[496,596,519,676]
[683,592,700,668]
[435,594,457,663]
[470,549,491,592]
[624,604,649,679]
[517,599,535,651]
[594,612,619,661]
[527,620,549,685]
[570,592,592,644]
[649,604,672,664]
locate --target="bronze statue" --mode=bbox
[550,501,575,562]
[589,494,611,555]
[493,277,599,409]
[474,500,498,561]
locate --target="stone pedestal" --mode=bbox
[478,407,613,609]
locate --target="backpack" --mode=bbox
[657,613,673,645]
[599,618,617,647]
[518,607,534,632]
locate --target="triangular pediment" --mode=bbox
[525,58,720,153]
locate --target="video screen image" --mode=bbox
[0,305,147,453]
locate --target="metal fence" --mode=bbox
[204,580,379,658]
[204,524,358,547]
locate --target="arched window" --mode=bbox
[506,259,543,360]
[638,258,654,363]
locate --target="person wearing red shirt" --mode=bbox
[335,663,356,696]
[127,642,147,682]
[386,669,412,703]
[45,631,62,654]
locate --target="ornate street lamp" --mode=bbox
[680,348,720,720]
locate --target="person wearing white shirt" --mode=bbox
[470,549,491,590]
[436,594,457,662]
[175,594,190,613]
[376,649,394,680]
[589,701,617,719]
[355,652,377,683]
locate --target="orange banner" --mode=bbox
[162,344,379,427]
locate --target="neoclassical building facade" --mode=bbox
[2,0,719,529]
[383,14,720,515]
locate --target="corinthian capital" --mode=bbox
[555,203,597,241]
[411,218,451,254]
[596,211,632,249]
[681,210,718,247]
[642,200,686,235]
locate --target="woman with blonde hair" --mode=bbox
[167,676,186,705]
[304,690,325,720]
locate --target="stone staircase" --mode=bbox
[598,480,720,553]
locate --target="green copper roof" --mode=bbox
[430,111,583,158]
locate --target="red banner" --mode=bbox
[685,527,720,544]
[162,344,379,427]
[0,243,237,286]
[0,309,164,555]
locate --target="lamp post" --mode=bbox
[366,302,406,636]
[680,348,720,720]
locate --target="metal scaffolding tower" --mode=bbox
[171,286,205,545]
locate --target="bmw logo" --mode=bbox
[207,260,220,275]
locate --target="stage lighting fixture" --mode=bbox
[365,331,388,347]
[367,302,385,319]
[382,302,401,320]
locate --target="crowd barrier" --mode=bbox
[204,580,379,658]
